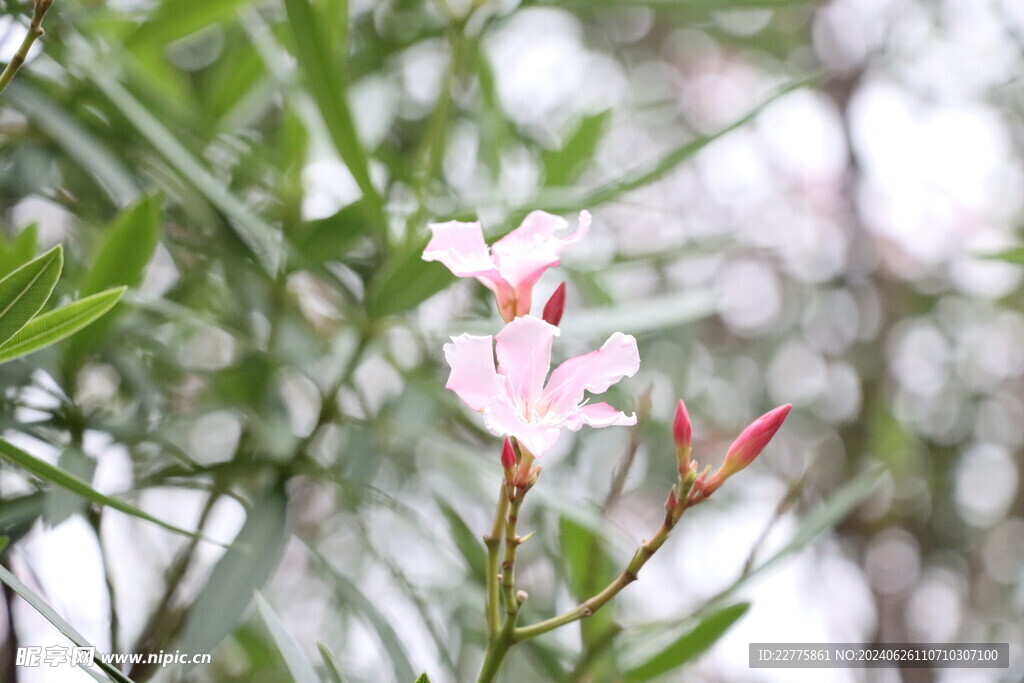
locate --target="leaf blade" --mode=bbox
[255,592,321,683]
[0,245,63,346]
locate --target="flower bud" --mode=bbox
[673,399,692,471]
[719,404,791,479]
[664,485,678,513]
[541,282,567,327]
[500,438,516,469]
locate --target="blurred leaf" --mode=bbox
[65,194,162,358]
[255,592,321,683]
[0,437,205,540]
[573,74,821,210]
[87,67,282,272]
[366,240,454,318]
[292,199,372,266]
[414,674,431,683]
[0,559,135,683]
[560,515,618,650]
[0,224,38,277]
[0,287,126,364]
[437,499,486,580]
[43,448,95,527]
[978,246,1024,263]
[0,245,62,346]
[542,111,611,187]
[179,485,289,666]
[562,290,715,338]
[623,603,750,681]
[318,642,348,683]
[310,546,417,683]
[282,0,386,237]
[5,82,140,206]
[128,0,250,47]
[0,493,43,546]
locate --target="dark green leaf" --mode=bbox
[292,200,372,266]
[255,592,321,683]
[0,245,62,346]
[178,485,289,667]
[0,494,42,547]
[0,287,126,364]
[0,437,205,540]
[623,603,750,681]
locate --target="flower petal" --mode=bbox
[443,333,503,411]
[491,211,591,289]
[494,315,559,403]
[482,398,563,456]
[423,220,498,278]
[564,402,637,431]
[542,332,640,412]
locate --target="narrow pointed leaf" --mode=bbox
[0,245,63,345]
[0,561,135,683]
[318,642,348,683]
[623,603,750,681]
[255,593,321,683]
[0,288,126,364]
[0,437,205,540]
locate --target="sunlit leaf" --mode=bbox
[0,288,126,364]
[0,245,62,346]
[0,224,39,278]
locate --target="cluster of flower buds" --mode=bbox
[500,438,542,499]
[664,400,791,524]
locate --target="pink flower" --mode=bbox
[701,404,791,495]
[423,211,591,321]
[443,315,640,456]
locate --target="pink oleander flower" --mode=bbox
[443,315,639,456]
[423,211,591,322]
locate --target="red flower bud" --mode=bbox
[500,438,516,470]
[673,399,692,470]
[720,404,791,477]
[541,282,566,327]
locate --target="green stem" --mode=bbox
[483,479,508,637]
[515,513,679,641]
[0,1,53,96]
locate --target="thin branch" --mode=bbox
[0,0,53,96]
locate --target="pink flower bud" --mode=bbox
[541,282,567,327]
[664,486,678,512]
[673,399,692,470]
[500,438,516,470]
[720,404,791,477]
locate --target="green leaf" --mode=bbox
[0,245,62,346]
[437,499,486,581]
[87,68,282,273]
[282,0,386,237]
[623,603,750,681]
[366,241,454,318]
[0,437,205,540]
[414,674,431,683]
[255,592,321,683]
[560,515,618,646]
[978,246,1024,264]
[0,560,135,683]
[0,287,126,364]
[0,535,7,552]
[0,224,39,277]
[318,642,349,683]
[292,199,372,266]
[5,82,140,206]
[65,194,162,358]
[128,0,251,47]
[0,493,43,546]
[178,485,289,667]
[542,111,611,187]
[309,546,417,683]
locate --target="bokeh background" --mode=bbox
[0,0,1023,681]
